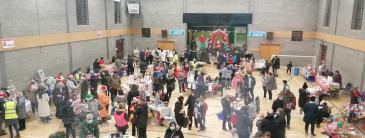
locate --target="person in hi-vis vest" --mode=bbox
[4,97,20,138]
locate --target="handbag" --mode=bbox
[216,111,224,120]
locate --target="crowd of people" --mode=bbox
[0,46,363,138]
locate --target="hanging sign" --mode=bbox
[248,31,266,38]
[168,29,185,36]
[2,38,14,49]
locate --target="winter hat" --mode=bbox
[68,74,73,79]
[101,85,108,92]
[85,91,94,101]
[85,113,94,120]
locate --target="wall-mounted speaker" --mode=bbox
[266,32,274,40]
[161,30,168,38]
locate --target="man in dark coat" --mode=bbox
[127,55,134,75]
[274,108,286,138]
[140,60,147,77]
[174,96,186,128]
[235,106,251,138]
[53,82,69,119]
[184,92,197,130]
[221,95,232,131]
[303,96,318,136]
[260,112,275,135]
[165,74,176,100]
[60,100,76,138]
[298,83,309,115]
[243,72,256,99]
[127,85,140,115]
[80,77,89,102]
[272,96,284,113]
[135,101,148,138]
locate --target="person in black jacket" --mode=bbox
[140,60,147,77]
[164,122,184,138]
[93,59,100,73]
[272,96,284,113]
[303,96,318,136]
[274,108,286,138]
[298,83,309,115]
[89,74,98,98]
[260,112,275,136]
[127,55,134,75]
[184,92,197,130]
[135,100,148,138]
[221,95,232,131]
[174,96,186,129]
[165,74,176,100]
[127,85,140,115]
[61,100,76,138]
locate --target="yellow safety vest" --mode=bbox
[5,101,18,120]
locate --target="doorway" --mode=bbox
[116,39,124,59]
[320,45,327,62]
[259,44,281,60]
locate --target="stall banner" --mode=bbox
[169,29,185,36]
[248,31,266,38]
[2,38,14,49]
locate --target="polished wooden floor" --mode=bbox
[8,65,357,138]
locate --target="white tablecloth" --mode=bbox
[254,61,266,69]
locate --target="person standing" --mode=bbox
[61,100,76,138]
[221,95,232,131]
[80,76,89,102]
[24,80,38,114]
[226,68,233,89]
[175,96,186,129]
[244,72,256,99]
[0,88,8,135]
[260,112,275,137]
[298,83,309,115]
[272,96,284,113]
[165,73,176,100]
[286,61,293,74]
[196,96,208,131]
[114,104,129,135]
[135,99,148,138]
[279,89,296,129]
[184,92,197,130]
[98,86,110,124]
[79,113,99,138]
[282,80,290,91]
[15,93,26,131]
[4,97,20,138]
[303,96,318,136]
[127,85,140,115]
[164,122,184,138]
[234,106,251,138]
[109,73,121,103]
[140,60,147,77]
[37,87,51,123]
[127,55,134,75]
[265,73,277,100]
[273,108,286,138]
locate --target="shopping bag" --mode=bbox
[216,111,224,120]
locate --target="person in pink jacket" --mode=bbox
[231,72,243,90]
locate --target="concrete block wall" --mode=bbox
[3,45,70,88]
[316,0,365,90]
[0,0,132,89]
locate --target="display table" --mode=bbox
[103,134,136,138]
[254,60,266,69]
[315,75,330,94]
[148,104,174,126]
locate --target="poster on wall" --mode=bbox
[2,38,14,49]
[248,31,266,38]
[292,31,303,41]
[169,29,185,36]
[127,3,140,14]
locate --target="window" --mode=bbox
[351,0,364,30]
[324,0,332,27]
[114,0,122,24]
[76,0,89,25]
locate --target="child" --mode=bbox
[213,77,222,95]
